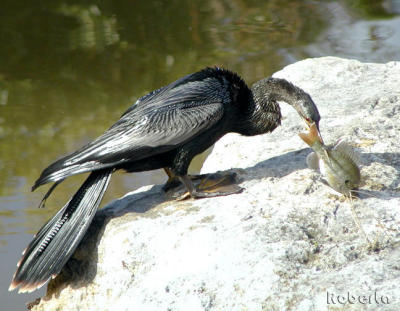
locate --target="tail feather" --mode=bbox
[9,169,112,293]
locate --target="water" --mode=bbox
[1,0,399,309]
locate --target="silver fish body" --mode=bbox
[307,140,361,196]
[299,123,361,196]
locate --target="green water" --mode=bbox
[1,0,399,309]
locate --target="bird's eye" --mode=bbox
[345,180,350,185]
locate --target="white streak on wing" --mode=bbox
[95,134,132,156]
[65,101,223,167]
[96,117,149,156]
[64,117,149,164]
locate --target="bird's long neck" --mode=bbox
[234,78,290,136]
[253,77,303,107]
[241,77,312,136]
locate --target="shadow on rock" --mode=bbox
[244,147,311,179]
[45,185,167,295]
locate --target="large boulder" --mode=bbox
[31,57,400,311]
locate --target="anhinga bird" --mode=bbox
[10,67,320,293]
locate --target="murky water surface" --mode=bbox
[1,0,399,308]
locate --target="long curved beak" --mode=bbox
[305,120,324,144]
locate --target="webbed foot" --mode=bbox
[176,172,243,200]
[162,173,207,192]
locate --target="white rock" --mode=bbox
[32,57,400,311]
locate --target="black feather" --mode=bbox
[10,170,111,293]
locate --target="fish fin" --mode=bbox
[298,123,321,146]
[306,152,320,171]
[333,140,361,165]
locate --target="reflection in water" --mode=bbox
[59,4,120,51]
[1,0,399,309]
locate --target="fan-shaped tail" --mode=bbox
[9,169,112,293]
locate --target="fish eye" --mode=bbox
[345,180,350,185]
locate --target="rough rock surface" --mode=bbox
[31,57,400,311]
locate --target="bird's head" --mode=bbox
[293,92,321,135]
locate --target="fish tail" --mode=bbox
[9,169,112,293]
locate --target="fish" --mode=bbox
[298,125,391,246]
[299,123,361,196]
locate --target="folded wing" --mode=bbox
[33,73,227,189]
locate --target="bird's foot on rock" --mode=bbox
[175,172,243,200]
[162,174,207,193]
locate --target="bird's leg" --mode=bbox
[176,173,243,200]
[162,168,181,192]
[162,168,208,192]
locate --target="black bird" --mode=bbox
[9,67,320,293]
